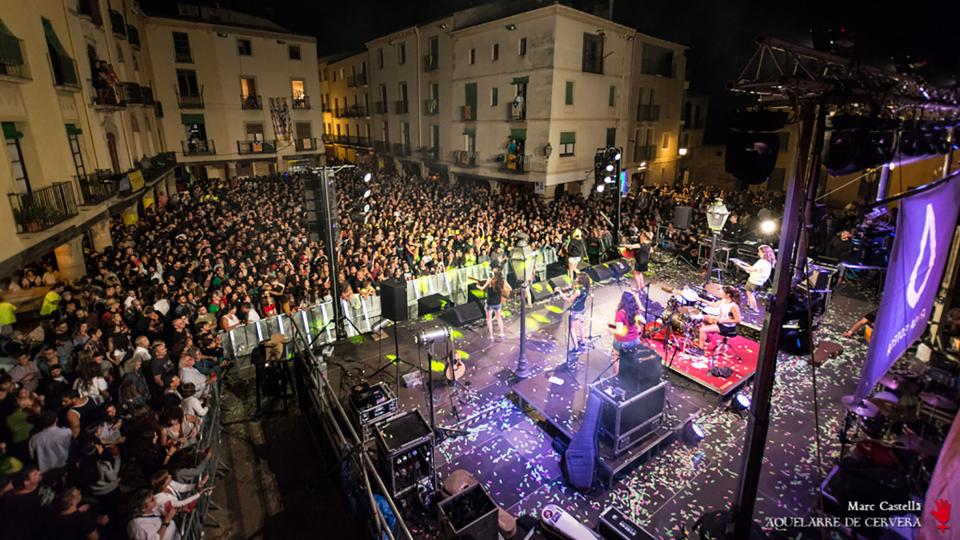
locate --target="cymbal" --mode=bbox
[873,391,899,403]
[868,398,914,421]
[878,374,919,393]
[846,400,880,418]
[896,432,940,458]
[920,392,958,411]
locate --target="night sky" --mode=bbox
[144,0,960,143]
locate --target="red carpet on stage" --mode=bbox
[644,335,760,396]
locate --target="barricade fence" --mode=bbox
[179,384,225,538]
[220,247,558,361]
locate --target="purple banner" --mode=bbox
[856,176,960,399]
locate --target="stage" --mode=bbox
[325,260,878,537]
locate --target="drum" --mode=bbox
[701,306,720,318]
[680,288,700,305]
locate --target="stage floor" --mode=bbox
[326,261,878,538]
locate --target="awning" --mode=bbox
[65,123,83,135]
[181,113,204,125]
[510,128,526,141]
[2,122,23,140]
[41,18,78,86]
[560,132,576,144]
[0,19,24,67]
[511,76,529,85]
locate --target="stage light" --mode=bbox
[596,184,605,193]
[639,161,647,168]
[362,203,370,213]
[363,189,371,199]
[760,219,777,235]
[605,164,615,172]
[613,151,621,161]
[888,162,896,170]
[682,420,705,445]
[603,175,614,183]
[731,392,751,412]
[363,172,372,182]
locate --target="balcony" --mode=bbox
[374,101,387,114]
[500,154,531,173]
[460,105,475,121]
[138,86,154,105]
[423,54,438,72]
[121,82,142,104]
[181,139,215,156]
[423,99,439,115]
[507,102,525,121]
[177,91,204,109]
[237,140,276,154]
[346,73,367,87]
[633,144,656,161]
[109,9,126,37]
[127,25,140,47]
[74,171,118,205]
[92,86,124,109]
[295,137,319,152]
[373,140,388,153]
[391,143,411,156]
[394,100,408,114]
[419,146,441,161]
[0,37,31,82]
[356,136,371,148]
[292,95,310,109]
[241,94,262,110]
[453,150,477,167]
[343,105,368,118]
[8,182,78,234]
[636,104,660,122]
[76,0,103,26]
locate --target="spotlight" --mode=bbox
[678,147,688,156]
[596,184,605,193]
[682,419,705,445]
[613,151,621,161]
[363,172,372,182]
[888,162,897,170]
[362,203,370,213]
[603,175,614,183]
[605,164,614,172]
[730,392,751,412]
[760,219,777,235]
[363,189,371,199]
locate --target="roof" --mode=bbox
[144,3,292,35]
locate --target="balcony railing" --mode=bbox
[453,150,477,167]
[419,146,441,161]
[508,102,526,121]
[633,144,656,161]
[241,94,262,110]
[127,25,140,47]
[321,103,332,113]
[182,139,215,155]
[295,137,319,151]
[121,82,142,104]
[423,54,438,72]
[373,140,388,153]
[636,104,660,122]
[501,154,531,173]
[423,99,439,115]
[346,73,367,87]
[391,143,411,156]
[92,86,124,109]
[343,105,368,118]
[237,140,276,154]
[76,0,103,26]
[138,86,154,105]
[0,37,31,82]
[292,95,310,109]
[356,136,371,148]
[8,182,78,234]
[460,105,475,121]
[177,90,204,109]
[74,172,118,205]
[394,100,408,114]
[109,9,126,36]
[374,101,387,114]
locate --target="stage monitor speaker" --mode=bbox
[592,379,666,455]
[418,293,452,317]
[546,261,567,280]
[584,265,612,283]
[466,282,486,306]
[548,275,572,292]
[607,259,630,277]
[529,281,553,302]
[562,393,602,491]
[438,483,499,540]
[440,302,484,327]
[617,344,662,392]
[672,205,693,230]
[380,278,409,321]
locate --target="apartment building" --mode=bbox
[320,51,372,163]
[142,4,324,178]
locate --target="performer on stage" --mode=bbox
[561,273,591,351]
[565,229,587,280]
[620,228,652,291]
[610,291,645,375]
[743,245,775,311]
[696,285,742,352]
[478,267,512,341]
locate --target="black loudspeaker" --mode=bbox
[380,278,408,322]
[548,275,572,292]
[563,393,602,491]
[546,261,567,279]
[584,265,612,283]
[672,206,692,230]
[529,281,553,302]
[440,302,484,327]
[418,293,451,317]
[607,259,630,277]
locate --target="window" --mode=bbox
[237,38,252,56]
[42,18,78,87]
[606,127,616,147]
[492,43,499,61]
[397,42,406,65]
[519,37,527,56]
[132,52,139,72]
[296,122,312,139]
[292,79,305,99]
[469,48,475,65]
[559,132,575,157]
[338,68,344,80]
[240,77,257,98]
[66,125,86,179]
[3,123,29,194]
[582,32,603,74]
[246,123,264,141]
[377,47,383,69]
[143,115,151,132]
[319,69,326,81]
[641,43,674,77]
[491,87,498,106]
[661,132,669,149]
[172,31,191,63]
[130,115,139,132]
[176,69,200,96]
[608,85,616,107]
[116,43,124,63]
[564,81,574,105]
[289,45,301,60]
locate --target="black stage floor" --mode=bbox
[326,261,877,538]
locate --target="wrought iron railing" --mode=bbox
[237,140,276,154]
[182,139,215,155]
[295,137,319,151]
[292,95,311,109]
[177,89,204,109]
[0,37,30,81]
[241,94,262,110]
[453,150,477,167]
[8,182,78,234]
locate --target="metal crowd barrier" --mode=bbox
[179,384,226,538]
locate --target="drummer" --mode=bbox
[696,285,742,353]
[611,291,646,375]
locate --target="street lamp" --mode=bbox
[509,233,537,379]
[705,199,730,284]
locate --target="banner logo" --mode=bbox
[906,204,936,309]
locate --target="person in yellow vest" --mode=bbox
[0,295,16,333]
[39,283,65,317]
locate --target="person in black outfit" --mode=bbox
[722,213,744,242]
[824,229,855,261]
[620,227,652,291]
[565,229,587,280]
[478,268,511,341]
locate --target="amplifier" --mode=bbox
[437,483,499,540]
[598,506,656,540]
[349,382,398,439]
[375,409,434,498]
[591,378,665,455]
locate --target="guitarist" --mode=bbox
[620,227,653,291]
[560,273,591,351]
[610,291,645,376]
[565,229,588,281]
[478,268,511,341]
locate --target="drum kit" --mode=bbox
[645,284,725,355]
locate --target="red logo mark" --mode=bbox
[932,498,951,534]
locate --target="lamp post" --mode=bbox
[509,233,537,379]
[705,199,730,284]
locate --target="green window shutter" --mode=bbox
[465,82,477,111]
[42,18,78,85]
[491,87,498,106]
[606,128,616,147]
[510,128,526,141]
[608,85,615,107]
[564,81,574,105]
[0,19,24,66]
[511,76,529,85]
[560,132,575,144]
[65,123,83,135]
[181,113,204,125]
[2,122,23,140]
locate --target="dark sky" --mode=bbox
[145,0,960,143]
